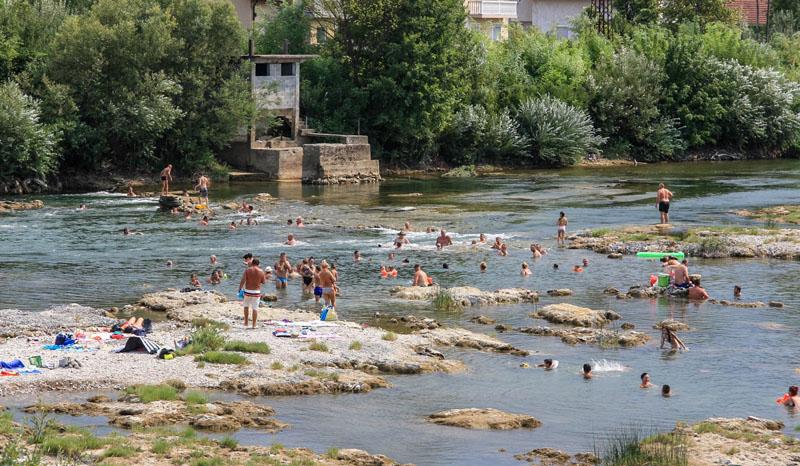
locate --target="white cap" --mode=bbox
[265,266,273,272]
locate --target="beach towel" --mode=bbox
[117,336,161,355]
[0,359,24,369]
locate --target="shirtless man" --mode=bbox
[160,165,173,194]
[412,264,430,287]
[274,252,292,289]
[669,257,690,288]
[318,261,336,309]
[403,221,413,232]
[127,186,137,197]
[435,229,453,249]
[285,234,296,246]
[195,174,210,206]
[238,258,267,328]
[656,183,673,224]
[687,277,709,300]
[394,232,410,249]
[530,244,542,259]
[640,373,654,388]
[491,237,503,250]
[479,233,487,243]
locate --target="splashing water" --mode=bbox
[591,359,628,372]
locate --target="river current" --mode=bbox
[1,160,799,465]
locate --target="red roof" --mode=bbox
[727,0,769,26]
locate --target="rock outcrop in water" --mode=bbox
[680,417,800,466]
[569,225,800,259]
[25,397,287,432]
[517,326,650,347]
[0,199,44,214]
[428,408,541,430]
[390,286,539,307]
[530,303,621,327]
[513,448,599,466]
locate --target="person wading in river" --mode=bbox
[318,261,336,309]
[160,164,173,194]
[195,174,210,206]
[238,258,266,329]
[656,183,673,224]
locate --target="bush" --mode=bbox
[100,444,138,459]
[439,105,528,165]
[303,369,339,381]
[124,384,179,403]
[184,391,208,405]
[219,436,238,449]
[0,82,60,181]
[180,326,226,355]
[191,318,229,331]
[433,290,461,312]
[270,361,284,370]
[595,427,687,465]
[151,439,171,455]
[223,341,271,354]
[588,48,685,161]
[348,341,362,351]
[194,351,249,365]
[382,332,397,341]
[516,95,606,167]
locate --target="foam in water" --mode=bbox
[590,359,628,372]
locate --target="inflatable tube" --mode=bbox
[636,251,685,260]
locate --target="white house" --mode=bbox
[516,0,591,37]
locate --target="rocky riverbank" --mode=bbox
[0,290,529,397]
[0,199,44,214]
[389,286,539,307]
[681,417,800,466]
[569,224,800,259]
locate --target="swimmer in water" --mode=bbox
[687,277,709,300]
[521,262,531,276]
[127,186,137,197]
[413,264,430,287]
[190,273,201,288]
[582,363,592,379]
[491,237,503,250]
[354,250,361,262]
[537,359,558,370]
[394,231,410,249]
[480,262,487,273]
[779,386,800,408]
[199,215,209,227]
[388,252,396,261]
[403,221,413,232]
[499,243,508,256]
[388,266,398,277]
[296,216,305,227]
[557,211,568,247]
[435,229,453,249]
[184,212,192,221]
[287,219,293,226]
[479,233,487,243]
[208,269,222,285]
[530,244,542,259]
[210,255,218,267]
[553,264,559,270]
[229,221,236,231]
[78,204,87,211]
[573,265,583,273]
[285,234,297,246]
[380,265,388,278]
[166,260,173,268]
[733,285,742,299]
[123,227,130,235]
[661,384,672,397]
[640,373,654,388]
[582,258,589,267]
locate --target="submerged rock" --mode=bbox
[0,199,44,213]
[513,448,598,465]
[470,315,496,325]
[390,286,538,307]
[428,408,541,430]
[546,289,574,297]
[531,303,621,327]
[654,319,690,331]
[517,326,650,347]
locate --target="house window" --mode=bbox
[281,63,295,76]
[316,27,327,44]
[255,63,270,76]
[556,25,572,39]
[491,24,502,41]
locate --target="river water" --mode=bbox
[1,160,799,464]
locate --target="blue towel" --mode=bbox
[0,359,24,369]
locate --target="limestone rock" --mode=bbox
[494,324,512,332]
[768,301,784,308]
[546,289,574,297]
[0,199,44,214]
[470,315,496,325]
[654,319,690,331]
[531,303,620,327]
[620,322,635,330]
[517,326,650,348]
[138,289,227,312]
[607,253,623,259]
[428,408,541,430]
[390,286,538,307]
[335,449,402,466]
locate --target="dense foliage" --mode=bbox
[0,82,59,180]
[0,0,251,182]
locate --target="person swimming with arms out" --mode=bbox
[537,359,559,370]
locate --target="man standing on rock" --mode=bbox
[238,258,267,329]
[656,183,673,224]
[195,173,210,206]
[318,260,336,310]
[160,164,173,195]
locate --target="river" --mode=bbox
[1,160,799,464]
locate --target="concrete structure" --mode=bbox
[516,0,590,37]
[250,54,315,141]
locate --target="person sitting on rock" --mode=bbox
[582,363,592,379]
[687,277,709,300]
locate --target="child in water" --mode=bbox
[582,363,592,379]
[521,262,531,276]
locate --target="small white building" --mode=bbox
[250,54,315,141]
[516,0,591,37]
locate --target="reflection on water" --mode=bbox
[1,160,800,465]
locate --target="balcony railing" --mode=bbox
[467,0,517,18]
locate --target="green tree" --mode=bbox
[588,48,685,161]
[660,0,737,29]
[256,0,312,54]
[613,0,660,27]
[300,0,478,162]
[0,0,68,81]
[0,82,60,181]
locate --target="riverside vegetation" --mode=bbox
[3,0,800,191]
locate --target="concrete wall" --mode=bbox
[231,0,253,30]
[518,0,589,35]
[253,64,298,110]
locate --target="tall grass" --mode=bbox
[594,427,687,466]
[194,351,249,365]
[223,340,270,354]
[124,384,179,403]
[433,290,461,312]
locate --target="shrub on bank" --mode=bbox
[194,351,249,365]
